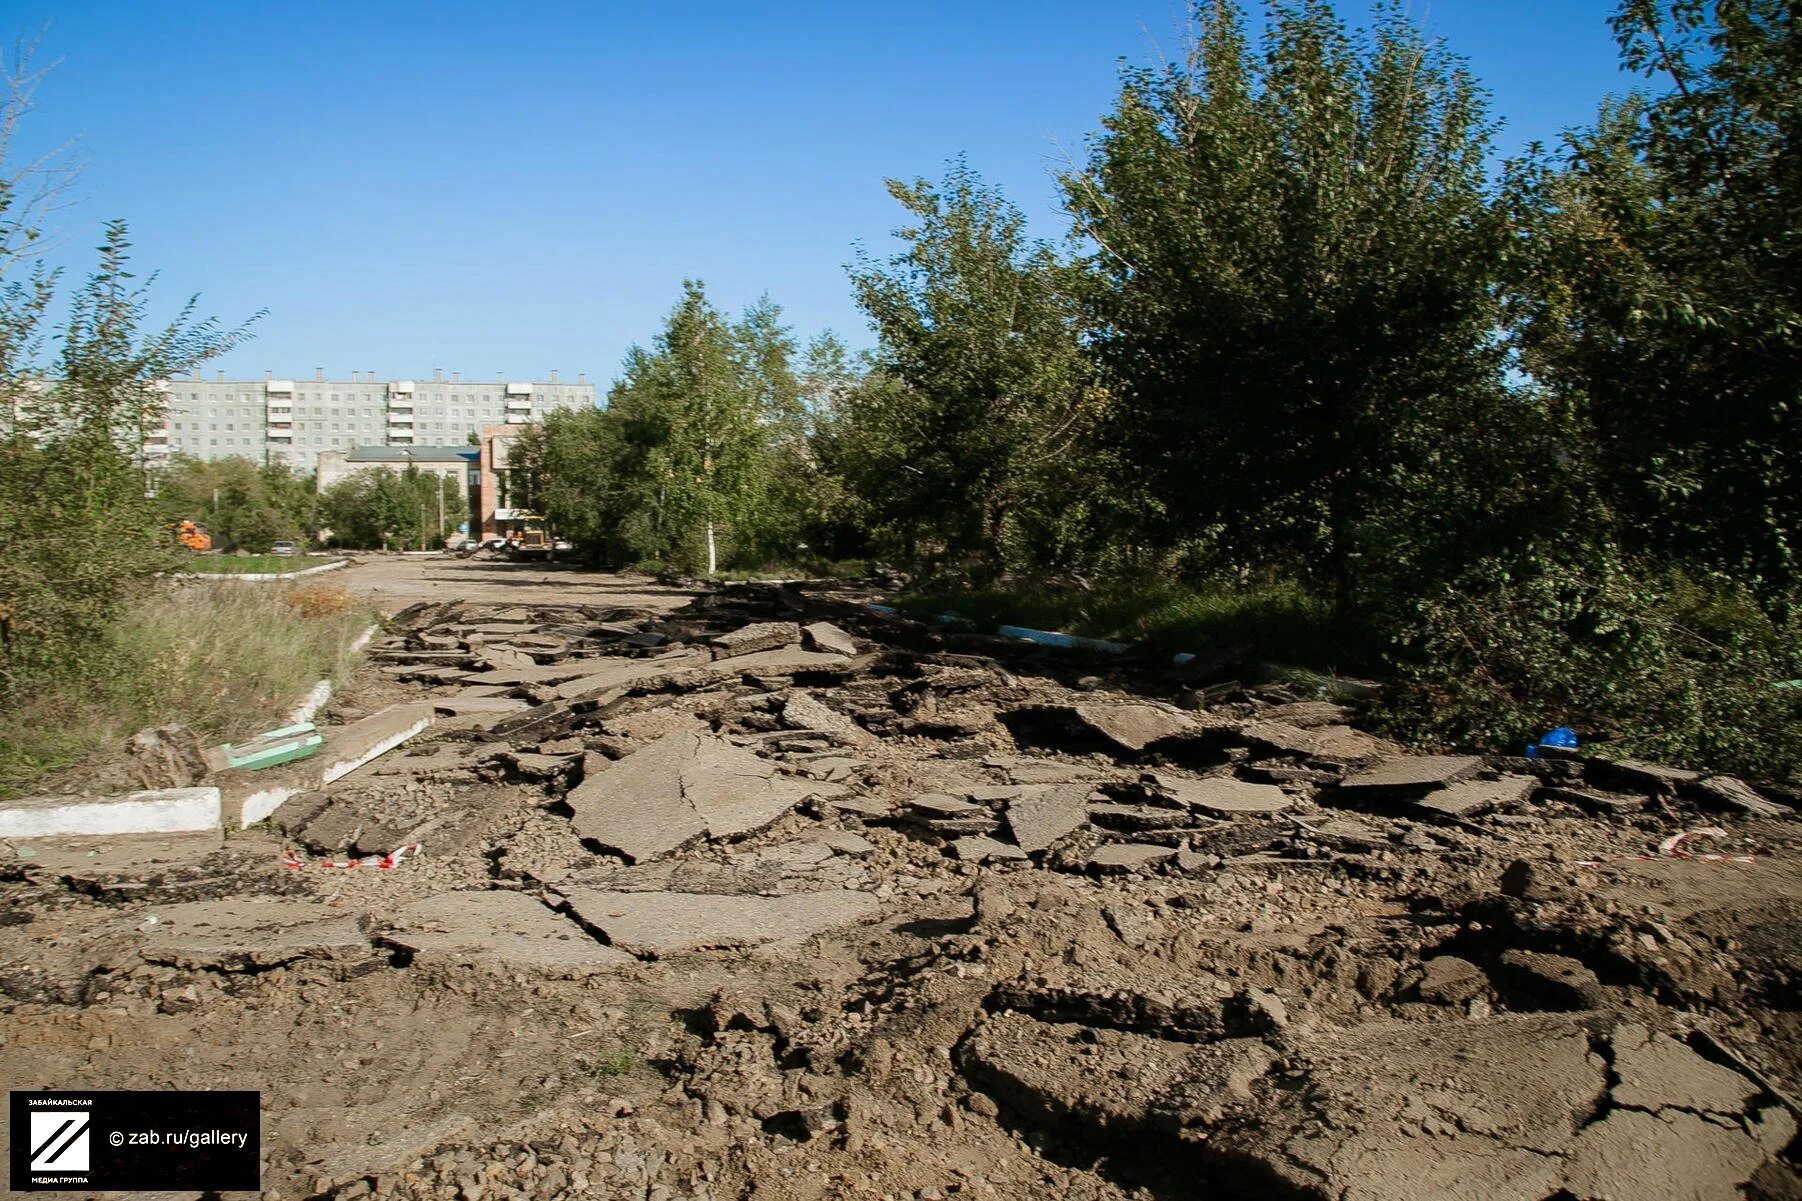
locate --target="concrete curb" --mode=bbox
[176,559,348,582]
[226,702,437,828]
[285,623,380,725]
[0,787,222,839]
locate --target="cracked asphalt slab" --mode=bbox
[2,556,1799,1201]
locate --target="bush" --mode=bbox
[0,580,375,799]
[1381,552,1802,783]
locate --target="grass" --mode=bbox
[719,558,873,582]
[183,554,342,574]
[894,576,1379,677]
[0,580,376,800]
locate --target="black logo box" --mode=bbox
[10,1091,259,1192]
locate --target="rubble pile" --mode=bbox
[3,576,1800,1201]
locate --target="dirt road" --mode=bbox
[335,553,699,616]
[3,557,1799,1200]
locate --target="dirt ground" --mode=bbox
[3,554,1799,1201]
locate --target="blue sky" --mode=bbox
[10,1,1637,389]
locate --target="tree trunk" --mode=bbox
[706,522,717,575]
[1328,470,1355,620]
[987,497,1010,566]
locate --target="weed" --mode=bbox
[897,576,1375,674]
[597,1051,637,1077]
[0,580,376,799]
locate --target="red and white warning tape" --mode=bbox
[1576,827,1755,867]
[282,842,423,871]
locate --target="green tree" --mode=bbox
[1505,0,1802,601]
[0,223,254,682]
[1066,0,1515,613]
[594,282,777,572]
[536,406,631,562]
[153,455,313,550]
[848,161,1100,576]
[320,467,446,550]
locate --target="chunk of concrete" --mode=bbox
[1153,773,1293,816]
[1489,949,1604,1010]
[1690,775,1791,818]
[952,836,1029,863]
[1417,956,1486,1004]
[801,621,858,657]
[1070,703,1194,752]
[1004,759,1105,785]
[566,731,819,861]
[567,740,706,862]
[1564,1108,1776,1201]
[431,695,530,717]
[1416,774,1535,818]
[1339,754,1482,795]
[829,795,894,820]
[1088,843,1177,872]
[385,891,635,975]
[1260,700,1352,728]
[1586,756,1702,796]
[684,735,821,838]
[138,899,368,970]
[0,787,221,839]
[782,691,875,747]
[1005,784,1090,852]
[1608,1023,1760,1116]
[710,621,801,660]
[1086,803,1196,831]
[908,792,982,818]
[813,830,875,858]
[1543,785,1649,815]
[319,703,437,784]
[561,888,878,957]
[551,650,712,700]
[1241,720,1325,758]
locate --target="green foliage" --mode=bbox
[319,466,459,551]
[152,455,315,551]
[536,283,831,574]
[1383,551,1802,782]
[184,554,335,574]
[1504,0,1802,599]
[898,575,1369,672]
[0,581,374,799]
[1066,0,1517,612]
[0,223,255,688]
[847,161,1103,577]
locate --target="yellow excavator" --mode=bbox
[174,520,212,552]
[505,514,551,560]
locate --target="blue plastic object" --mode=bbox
[997,624,1129,654]
[1524,725,1579,759]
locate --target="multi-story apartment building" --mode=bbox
[141,368,594,471]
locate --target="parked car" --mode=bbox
[269,540,298,556]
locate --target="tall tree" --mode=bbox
[545,283,784,573]
[0,224,254,679]
[1506,0,1802,600]
[1066,0,1513,612]
[848,160,1099,574]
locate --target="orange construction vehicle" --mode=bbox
[174,520,212,552]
